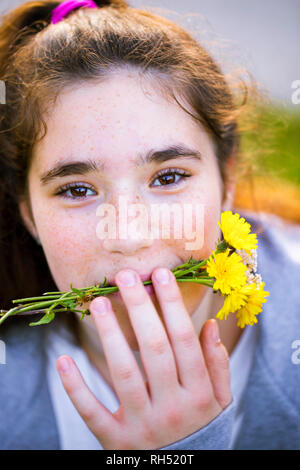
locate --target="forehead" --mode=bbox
[32,72,215,170]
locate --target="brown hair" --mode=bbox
[0,0,252,310]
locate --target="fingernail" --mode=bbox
[212,320,221,344]
[155,268,170,285]
[92,297,109,315]
[58,357,70,374]
[117,270,137,286]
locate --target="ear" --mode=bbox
[18,197,39,241]
[222,179,235,212]
[221,157,235,212]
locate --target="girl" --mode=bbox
[0,0,299,450]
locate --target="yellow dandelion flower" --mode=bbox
[206,249,247,295]
[235,282,270,328]
[218,211,258,255]
[216,288,248,321]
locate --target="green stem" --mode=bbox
[42,291,68,295]
[173,260,207,278]
[47,291,76,314]
[171,261,194,273]
[14,297,78,310]
[0,257,215,327]
[0,306,24,325]
[12,294,65,303]
[176,278,214,287]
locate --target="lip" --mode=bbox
[105,272,153,286]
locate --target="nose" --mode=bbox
[103,236,153,255]
[97,192,154,256]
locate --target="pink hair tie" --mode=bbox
[51,0,98,25]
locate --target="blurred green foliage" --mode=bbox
[240,105,300,187]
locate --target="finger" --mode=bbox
[151,267,213,393]
[200,320,232,409]
[89,296,150,414]
[57,355,117,439]
[115,269,179,402]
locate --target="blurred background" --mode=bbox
[1,0,300,222]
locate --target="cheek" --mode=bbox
[34,209,99,290]
[202,203,223,255]
[163,192,222,263]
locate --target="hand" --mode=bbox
[57,267,232,450]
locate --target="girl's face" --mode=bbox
[20,72,233,349]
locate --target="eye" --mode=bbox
[150,168,191,187]
[55,182,97,200]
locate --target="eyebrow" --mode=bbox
[39,144,202,185]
